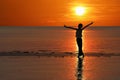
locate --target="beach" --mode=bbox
[1,0,120,79]
[0,55,120,80]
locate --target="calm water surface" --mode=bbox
[0,26,120,80]
[0,56,120,80]
[0,26,120,53]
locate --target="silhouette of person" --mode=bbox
[64,22,93,57]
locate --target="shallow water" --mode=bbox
[83,56,120,80]
[0,56,77,80]
[0,56,120,80]
[0,26,120,80]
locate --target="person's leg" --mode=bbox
[77,38,84,57]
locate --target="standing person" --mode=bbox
[64,22,93,57]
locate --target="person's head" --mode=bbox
[78,23,83,29]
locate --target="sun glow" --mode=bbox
[75,6,86,16]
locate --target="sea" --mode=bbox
[0,26,120,80]
[0,26,120,53]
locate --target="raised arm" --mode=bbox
[82,22,94,30]
[64,25,77,30]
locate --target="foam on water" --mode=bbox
[0,50,120,57]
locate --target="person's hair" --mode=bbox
[78,23,83,29]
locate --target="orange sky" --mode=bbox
[0,0,120,26]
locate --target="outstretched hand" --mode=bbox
[86,21,94,26]
[64,25,67,28]
[91,21,94,24]
[63,25,77,30]
[81,21,94,30]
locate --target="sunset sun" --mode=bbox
[75,7,86,16]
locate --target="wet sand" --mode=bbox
[0,52,120,80]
